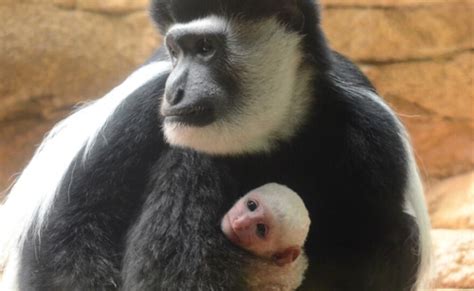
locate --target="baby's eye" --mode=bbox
[247,200,258,211]
[256,223,266,238]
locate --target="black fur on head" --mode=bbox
[151,0,305,32]
[150,0,330,70]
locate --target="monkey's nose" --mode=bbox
[166,87,185,106]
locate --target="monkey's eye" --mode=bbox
[256,224,267,239]
[197,38,214,56]
[247,200,258,211]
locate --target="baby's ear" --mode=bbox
[272,246,301,266]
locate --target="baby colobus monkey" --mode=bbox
[222,183,310,291]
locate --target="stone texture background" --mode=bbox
[0,0,472,288]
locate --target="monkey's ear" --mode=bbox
[272,246,301,266]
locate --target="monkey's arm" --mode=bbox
[122,149,247,291]
[18,71,170,290]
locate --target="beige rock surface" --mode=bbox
[321,0,474,180]
[361,52,474,178]
[363,52,473,120]
[427,171,474,229]
[0,2,160,190]
[0,5,158,120]
[428,172,474,289]
[322,2,473,62]
[71,0,149,14]
[1,0,149,12]
[432,229,474,289]
[323,0,469,6]
[53,0,76,8]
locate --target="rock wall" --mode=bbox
[322,0,473,179]
[0,0,161,190]
[429,172,474,289]
[0,0,472,288]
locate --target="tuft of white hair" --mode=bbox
[0,61,171,289]
[400,133,433,291]
[252,183,311,248]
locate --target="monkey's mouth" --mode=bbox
[161,104,215,127]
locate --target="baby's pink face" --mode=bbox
[221,192,276,256]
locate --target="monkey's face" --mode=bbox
[160,16,313,155]
[160,17,239,128]
[221,191,277,256]
[221,187,304,266]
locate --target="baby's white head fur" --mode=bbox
[254,183,310,248]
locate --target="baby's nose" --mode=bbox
[232,215,254,230]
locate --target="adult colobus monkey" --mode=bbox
[0,0,431,290]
